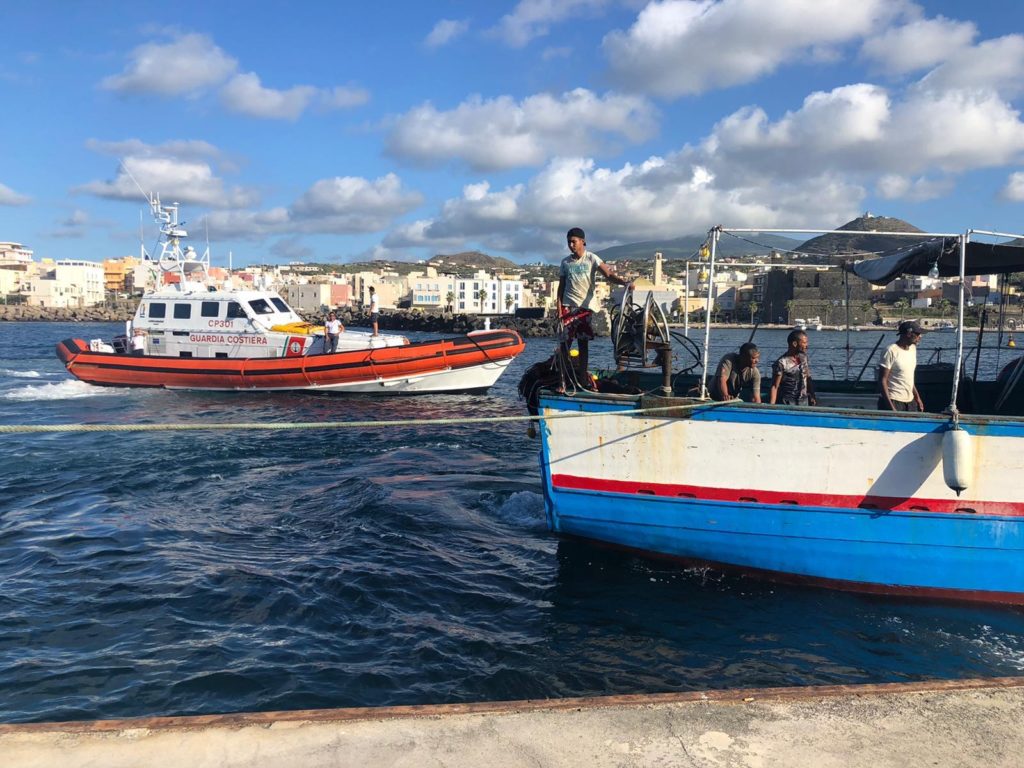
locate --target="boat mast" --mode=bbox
[699,227,720,400]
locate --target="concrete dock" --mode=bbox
[3,677,1023,768]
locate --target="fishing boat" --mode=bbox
[526,226,1024,604]
[56,196,524,394]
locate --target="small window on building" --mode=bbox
[201,301,219,318]
[248,299,274,315]
[226,302,246,319]
[149,302,166,318]
[173,304,191,319]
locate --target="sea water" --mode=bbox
[1,322,1022,724]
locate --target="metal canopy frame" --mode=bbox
[700,225,1024,415]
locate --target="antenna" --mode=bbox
[119,159,150,204]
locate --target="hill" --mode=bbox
[597,234,804,262]
[428,250,520,272]
[798,214,926,258]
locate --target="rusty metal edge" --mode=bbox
[2,676,1023,735]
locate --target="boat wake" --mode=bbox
[2,379,122,401]
[0,368,42,378]
[494,490,547,530]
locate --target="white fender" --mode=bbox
[942,427,973,496]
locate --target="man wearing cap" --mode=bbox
[557,227,632,388]
[878,320,926,411]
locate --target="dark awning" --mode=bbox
[846,238,1024,285]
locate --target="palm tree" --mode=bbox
[937,298,952,320]
[445,290,455,313]
[477,288,488,312]
[748,301,759,325]
[504,293,513,313]
[894,297,910,320]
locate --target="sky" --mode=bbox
[2,0,1024,267]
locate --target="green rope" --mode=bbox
[0,400,737,434]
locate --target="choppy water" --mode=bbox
[1,322,1023,724]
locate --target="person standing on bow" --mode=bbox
[368,286,380,336]
[878,320,926,411]
[769,330,816,406]
[324,311,344,354]
[557,227,632,388]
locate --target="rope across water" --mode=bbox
[0,400,738,434]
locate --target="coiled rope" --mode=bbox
[0,400,737,434]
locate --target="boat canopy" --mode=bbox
[847,238,1024,285]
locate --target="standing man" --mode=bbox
[878,320,926,411]
[130,328,147,356]
[557,227,632,386]
[769,330,816,405]
[368,286,380,336]
[324,311,343,354]
[712,342,762,402]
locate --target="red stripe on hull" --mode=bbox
[551,474,1024,518]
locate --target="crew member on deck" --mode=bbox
[557,226,632,389]
[130,328,146,356]
[712,342,761,402]
[770,330,815,406]
[369,287,380,336]
[324,311,343,354]
[878,320,926,411]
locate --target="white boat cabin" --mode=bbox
[130,286,403,359]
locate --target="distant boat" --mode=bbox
[793,317,823,331]
[56,195,525,394]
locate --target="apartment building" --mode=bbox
[25,259,105,307]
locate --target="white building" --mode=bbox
[453,271,523,314]
[25,260,105,307]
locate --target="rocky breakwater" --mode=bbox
[301,308,611,338]
[0,302,139,323]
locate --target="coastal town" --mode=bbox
[2,213,1020,330]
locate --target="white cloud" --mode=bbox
[50,209,91,239]
[321,85,370,109]
[1000,172,1024,202]
[916,35,1024,97]
[0,182,30,206]
[200,174,423,240]
[385,155,864,254]
[492,0,611,47]
[79,149,259,209]
[386,88,658,171]
[603,0,899,97]
[101,33,237,95]
[861,16,976,75]
[425,19,470,49]
[220,73,318,120]
[101,32,368,119]
[875,174,953,201]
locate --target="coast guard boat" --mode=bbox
[57,196,524,394]
[526,225,1024,604]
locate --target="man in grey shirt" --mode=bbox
[712,342,762,402]
[557,226,632,388]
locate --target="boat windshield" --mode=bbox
[248,299,275,315]
[271,298,291,313]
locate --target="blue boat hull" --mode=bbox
[538,395,1024,604]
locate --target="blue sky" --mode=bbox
[2,0,1024,266]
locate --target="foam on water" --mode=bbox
[2,379,119,401]
[0,369,42,379]
[494,490,547,530]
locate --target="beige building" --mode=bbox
[0,241,33,264]
[25,260,105,307]
[103,256,141,293]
